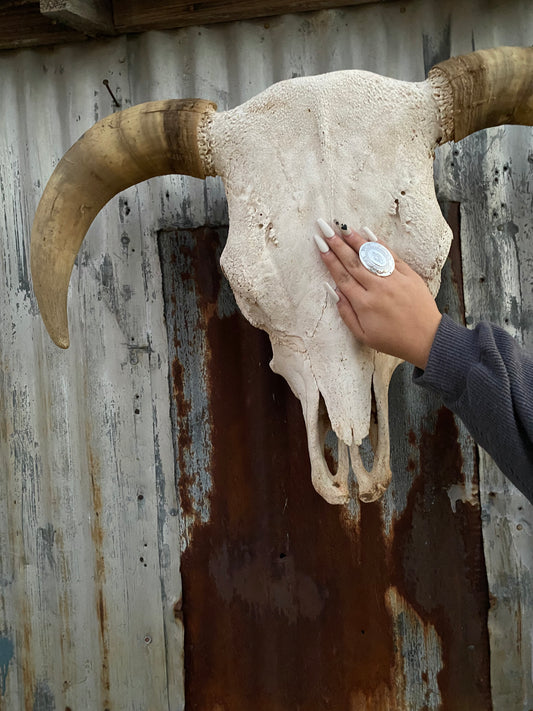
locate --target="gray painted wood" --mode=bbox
[435,125,533,708]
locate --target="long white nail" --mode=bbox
[324,282,340,303]
[317,218,335,238]
[361,226,379,242]
[313,233,330,253]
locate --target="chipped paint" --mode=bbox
[32,680,55,711]
[159,228,217,550]
[447,482,479,513]
[0,636,14,696]
[386,587,443,710]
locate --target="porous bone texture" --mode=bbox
[205,70,452,504]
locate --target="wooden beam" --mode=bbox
[40,0,115,35]
[113,0,391,34]
[0,0,392,50]
[0,1,84,50]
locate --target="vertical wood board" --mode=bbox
[434,125,533,709]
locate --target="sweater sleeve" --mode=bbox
[413,314,533,502]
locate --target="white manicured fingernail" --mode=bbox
[324,282,340,303]
[313,233,330,253]
[361,226,379,242]
[317,218,335,238]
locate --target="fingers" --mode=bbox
[315,221,375,289]
[316,222,384,291]
[316,218,410,279]
[316,239,368,292]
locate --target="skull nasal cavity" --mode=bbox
[358,383,378,472]
[318,393,338,477]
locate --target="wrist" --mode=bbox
[412,313,442,370]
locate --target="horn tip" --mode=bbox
[55,333,70,349]
[43,317,70,349]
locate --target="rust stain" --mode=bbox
[181,305,396,709]
[87,443,111,705]
[171,358,192,425]
[160,226,223,534]
[173,596,184,623]
[171,355,195,519]
[391,408,492,711]
[163,227,492,710]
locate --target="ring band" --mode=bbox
[359,242,395,277]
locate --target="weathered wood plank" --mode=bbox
[113,0,392,33]
[0,1,83,49]
[0,38,186,709]
[434,125,533,709]
[39,0,114,35]
[462,127,533,709]
[0,0,391,50]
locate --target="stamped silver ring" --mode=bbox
[358,242,395,277]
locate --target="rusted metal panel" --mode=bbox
[0,0,531,708]
[159,226,491,709]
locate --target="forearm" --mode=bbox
[413,315,533,501]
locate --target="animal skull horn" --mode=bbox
[30,99,217,349]
[30,47,533,505]
[428,46,533,141]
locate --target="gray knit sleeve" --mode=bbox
[413,314,533,502]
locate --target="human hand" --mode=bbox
[314,220,442,370]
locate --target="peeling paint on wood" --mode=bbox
[0,637,14,697]
[435,122,533,708]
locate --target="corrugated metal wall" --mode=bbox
[0,0,531,708]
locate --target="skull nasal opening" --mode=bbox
[358,382,378,472]
[318,382,378,481]
[317,392,339,480]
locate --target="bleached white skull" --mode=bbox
[31,47,533,504]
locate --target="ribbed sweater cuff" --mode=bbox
[412,314,480,400]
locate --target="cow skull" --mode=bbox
[30,47,533,504]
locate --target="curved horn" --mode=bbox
[429,46,533,142]
[30,98,217,348]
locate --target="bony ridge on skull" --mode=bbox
[30,47,533,504]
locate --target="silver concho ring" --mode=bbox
[358,242,395,277]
